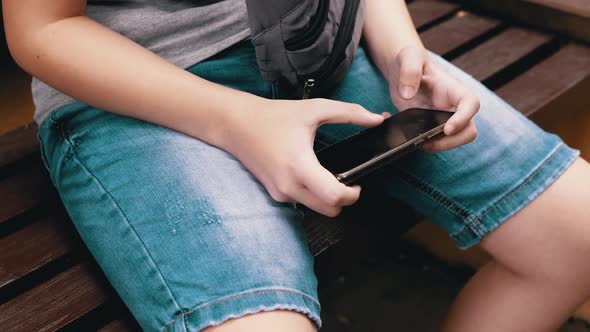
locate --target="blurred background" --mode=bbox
[1,6,34,133]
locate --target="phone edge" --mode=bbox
[335,123,446,184]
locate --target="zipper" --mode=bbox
[285,0,330,51]
[301,0,360,99]
[303,79,315,99]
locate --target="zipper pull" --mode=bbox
[302,78,315,99]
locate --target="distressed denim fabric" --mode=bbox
[315,47,579,248]
[38,41,579,331]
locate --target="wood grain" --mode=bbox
[98,319,139,332]
[420,11,501,56]
[0,264,110,332]
[0,123,39,169]
[452,27,552,82]
[407,0,459,29]
[0,165,49,225]
[451,0,590,43]
[0,215,77,288]
[0,2,589,330]
[496,44,590,116]
[524,0,590,18]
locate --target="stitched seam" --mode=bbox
[162,287,321,332]
[453,143,566,238]
[182,314,189,332]
[394,166,474,222]
[61,133,185,321]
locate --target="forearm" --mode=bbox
[4,8,260,149]
[362,0,424,78]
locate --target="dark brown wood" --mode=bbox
[420,11,501,56]
[451,0,590,43]
[0,123,38,169]
[303,214,345,256]
[0,2,589,331]
[0,215,77,288]
[407,0,459,29]
[452,27,552,82]
[98,319,138,332]
[0,165,50,224]
[496,44,590,116]
[526,0,590,17]
[0,264,110,332]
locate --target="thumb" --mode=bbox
[316,101,384,127]
[396,47,425,100]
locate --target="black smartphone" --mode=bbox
[316,108,452,184]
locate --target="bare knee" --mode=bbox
[481,158,590,289]
[202,310,317,332]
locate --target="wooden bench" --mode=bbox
[1,0,590,330]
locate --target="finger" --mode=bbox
[315,101,384,127]
[382,111,392,119]
[291,185,342,217]
[427,121,478,151]
[296,156,361,207]
[397,47,425,99]
[445,91,480,136]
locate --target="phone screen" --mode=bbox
[316,108,452,176]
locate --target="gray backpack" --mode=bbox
[244,0,365,98]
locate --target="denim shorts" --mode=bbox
[38,41,579,331]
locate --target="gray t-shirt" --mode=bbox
[32,0,250,125]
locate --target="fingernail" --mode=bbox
[401,86,415,99]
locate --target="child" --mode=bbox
[4,0,590,331]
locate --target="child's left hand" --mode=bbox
[387,45,480,152]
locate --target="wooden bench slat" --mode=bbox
[496,44,590,116]
[99,320,127,332]
[0,215,76,288]
[452,27,552,82]
[0,124,38,169]
[303,215,344,256]
[407,0,460,29]
[0,263,110,332]
[98,319,138,332]
[526,0,590,18]
[0,165,49,225]
[0,3,588,330]
[420,11,501,56]
[453,0,590,43]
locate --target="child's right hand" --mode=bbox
[223,98,385,217]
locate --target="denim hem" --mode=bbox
[162,287,322,332]
[452,143,580,249]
